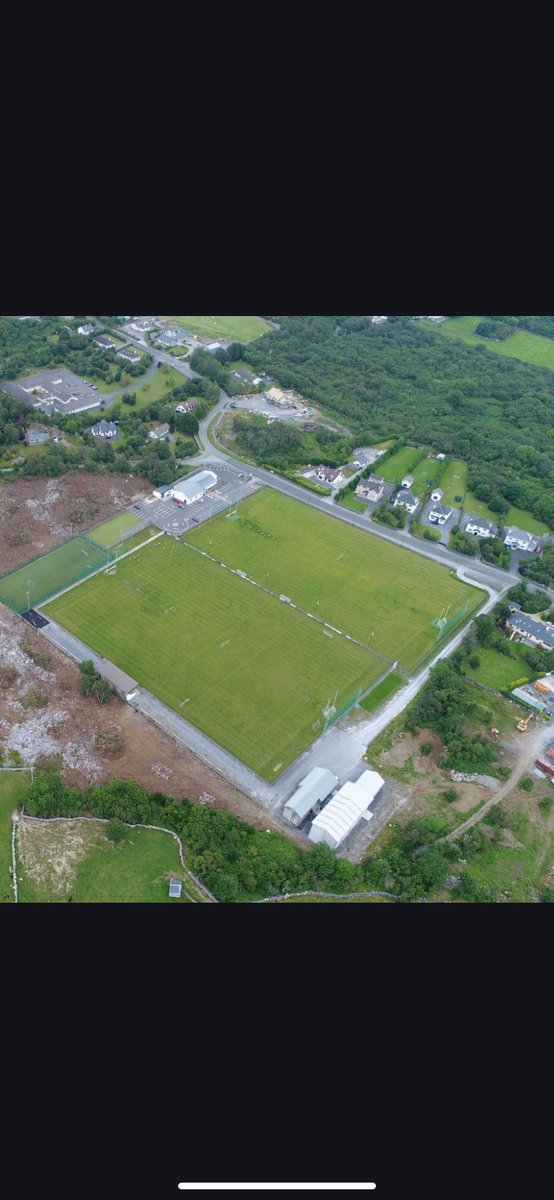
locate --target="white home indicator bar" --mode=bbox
[178,1187,376,1192]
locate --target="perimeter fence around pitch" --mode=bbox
[0,517,152,614]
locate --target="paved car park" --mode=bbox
[135,464,260,535]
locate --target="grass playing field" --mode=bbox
[0,537,108,612]
[87,511,143,547]
[162,316,270,342]
[183,490,485,671]
[44,536,383,780]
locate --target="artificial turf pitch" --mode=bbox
[183,490,484,671]
[44,536,384,780]
[0,537,108,612]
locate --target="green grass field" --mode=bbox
[122,363,184,408]
[463,645,530,690]
[162,316,270,342]
[338,492,367,512]
[456,805,554,902]
[17,818,194,903]
[378,446,425,483]
[0,771,31,903]
[87,511,143,547]
[437,317,554,373]
[411,456,445,495]
[183,490,485,671]
[44,536,383,780]
[0,537,108,612]
[360,671,404,712]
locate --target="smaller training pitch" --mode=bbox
[0,537,108,612]
[44,537,384,779]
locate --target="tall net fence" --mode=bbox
[0,536,110,613]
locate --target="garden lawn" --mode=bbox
[43,535,383,780]
[0,771,31,903]
[17,818,193,903]
[183,489,485,671]
[463,645,531,690]
[440,459,549,532]
[338,492,367,512]
[411,456,445,495]
[123,363,184,409]
[163,316,270,342]
[378,446,425,483]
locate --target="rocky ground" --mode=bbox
[0,471,151,573]
[0,606,305,843]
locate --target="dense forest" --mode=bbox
[243,317,554,528]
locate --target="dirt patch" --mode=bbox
[18,817,104,897]
[380,730,442,772]
[0,471,150,573]
[0,606,304,846]
[450,784,490,814]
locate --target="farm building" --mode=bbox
[394,489,419,513]
[308,770,384,850]
[283,767,339,827]
[504,527,537,552]
[464,516,496,538]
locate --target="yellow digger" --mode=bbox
[517,713,533,733]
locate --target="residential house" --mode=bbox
[94,336,118,350]
[130,318,157,333]
[314,465,343,486]
[507,612,554,650]
[25,428,50,447]
[77,324,94,336]
[87,420,119,439]
[428,502,452,525]
[430,488,443,502]
[401,473,414,489]
[504,527,537,552]
[394,489,419,513]
[427,315,446,323]
[175,400,197,414]
[464,516,497,539]
[356,475,385,502]
[117,348,141,364]
[148,423,171,441]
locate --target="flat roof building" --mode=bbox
[309,770,384,850]
[283,767,339,827]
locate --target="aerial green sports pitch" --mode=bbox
[43,537,384,780]
[183,490,485,672]
[0,537,108,613]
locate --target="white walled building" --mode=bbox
[308,770,384,850]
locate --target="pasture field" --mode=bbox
[17,817,193,903]
[44,536,383,780]
[1,771,31,903]
[0,537,108,612]
[437,317,554,373]
[378,446,425,483]
[162,316,270,342]
[183,490,485,671]
[87,511,143,547]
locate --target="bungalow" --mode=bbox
[401,473,414,489]
[394,489,419,514]
[428,502,452,525]
[25,428,50,446]
[508,612,554,650]
[356,475,385,502]
[148,423,171,441]
[232,368,261,386]
[87,420,119,439]
[77,324,94,336]
[175,400,197,414]
[504,527,537,552]
[94,335,118,350]
[430,488,443,502]
[117,348,141,364]
[464,516,496,539]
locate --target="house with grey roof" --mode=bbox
[504,527,537,552]
[428,502,452,525]
[94,335,119,350]
[464,516,497,539]
[394,489,419,513]
[148,423,171,441]
[77,323,95,336]
[25,428,50,446]
[283,767,339,827]
[117,347,141,364]
[508,611,554,650]
[87,419,120,439]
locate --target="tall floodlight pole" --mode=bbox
[26,590,31,611]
